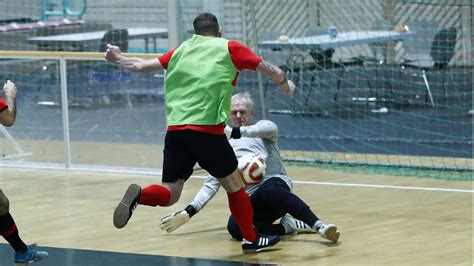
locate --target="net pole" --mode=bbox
[59,58,72,168]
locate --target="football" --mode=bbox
[238,154,266,185]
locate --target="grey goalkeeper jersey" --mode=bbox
[189,120,293,213]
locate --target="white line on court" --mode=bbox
[293,180,473,193]
[191,175,474,193]
[1,163,471,193]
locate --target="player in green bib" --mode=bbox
[105,12,295,253]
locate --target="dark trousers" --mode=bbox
[227,177,318,240]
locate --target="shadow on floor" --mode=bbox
[0,243,275,266]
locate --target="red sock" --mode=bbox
[139,184,171,206]
[227,188,257,242]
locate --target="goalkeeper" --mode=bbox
[160,92,340,243]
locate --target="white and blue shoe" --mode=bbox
[317,223,340,243]
[14,244,48,264]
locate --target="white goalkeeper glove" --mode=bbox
[160,210,190,233]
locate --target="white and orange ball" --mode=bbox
[238,154,266,185]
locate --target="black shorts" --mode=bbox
[162,129,238,183]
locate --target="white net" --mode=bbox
[0,0,471,178]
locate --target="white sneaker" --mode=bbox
[317,223,340,243]
[280,214,315,235]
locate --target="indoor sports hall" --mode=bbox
[0,1,472,265]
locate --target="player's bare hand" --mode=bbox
[104,44,122,64]
[279,80,296,96]
[160,210,190,233]
[287,80,296,96]
[3,80,17,100]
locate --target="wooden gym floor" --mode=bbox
[0,165,472,265]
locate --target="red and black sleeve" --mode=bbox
[228,41,262,71]
[158,48,177,69]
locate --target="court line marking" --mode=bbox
[1,164,471,193]
[191,175,474,193]
[294,180,473,193]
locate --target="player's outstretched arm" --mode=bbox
[230,120,278,142]
[104,44,164,73]
[0,80,17,127]
[256,60,295,95]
